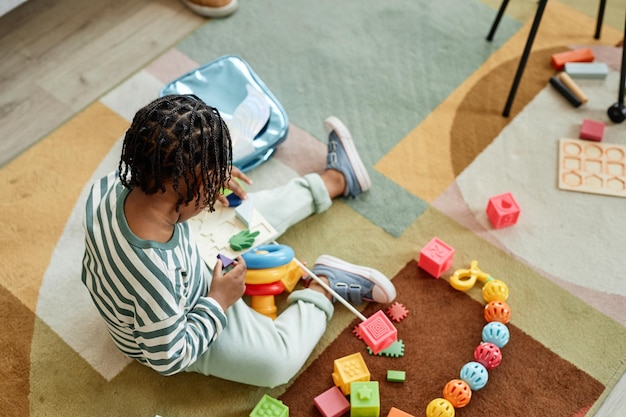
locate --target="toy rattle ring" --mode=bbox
[450,260,509,302]
[450,260,492,292]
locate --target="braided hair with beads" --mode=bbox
[119,94,232,213]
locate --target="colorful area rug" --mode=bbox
[1,1,625,416]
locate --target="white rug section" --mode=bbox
[452,69,626,297]
[35,71,160,380]
[35,137,131,381]
[100,70,164,121]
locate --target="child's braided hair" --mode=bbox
[119,94,232,212]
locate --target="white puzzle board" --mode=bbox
[188,204,278,267]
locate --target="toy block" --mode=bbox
[549,76,582,107]
[280,259,303,292]
[387,407,415,417]
[358,310,397,355]
[486,192,520,229]
[565,62,608,79]
[235,195,255,227]
[556,72,588,104]
[579,118,605,142]
[350,381,380,417]
[387,370,406,382]
[418,237,454,278]
[249,394,288,417]
[226,192,243,207]
[332,352,370,395]
[314,386,350,417]
[217,254,235,272]
[551,47,594,71]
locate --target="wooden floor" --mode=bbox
[1,0,624,169]
[0,0,204,168]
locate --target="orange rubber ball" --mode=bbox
[484,300,511,324]
[443,379,472,408]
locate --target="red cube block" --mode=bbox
[418,237,455,278]
[358,310,397,355]
[486,193,520,229]
[314,386,350,417]
[579,119,604,142]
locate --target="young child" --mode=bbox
[81,94,396,387]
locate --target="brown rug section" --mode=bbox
[280,261,604,416]
[449,46,567,177]
[0,285,34,417]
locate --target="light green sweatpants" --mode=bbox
[185,173,336,387]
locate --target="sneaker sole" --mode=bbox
[182,0,238,17]
[324,117,371,193]
[314,255,396,304]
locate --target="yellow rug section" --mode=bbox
[0,102,128,312]
[374,1,623,203]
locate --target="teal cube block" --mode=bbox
[250,394,288,417]
[350,381,380,417]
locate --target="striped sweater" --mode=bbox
[81,171,227,376]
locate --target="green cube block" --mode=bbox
[350,381,380,417]
[387,370,406,382]
[250,394,288,417]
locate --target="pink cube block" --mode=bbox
[418,237,454,278]
[314,386,350,417]
[579,119,604,142]
[358,310,397,355]
[486,192,520,229]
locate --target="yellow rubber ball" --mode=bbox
[426,398,455,417]
[482,279,509,303]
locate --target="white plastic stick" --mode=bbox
[278,244,367,322]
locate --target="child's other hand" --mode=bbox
[218,167,252,207]
[208,256,247,311]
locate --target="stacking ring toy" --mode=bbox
[245,264,290,285]
[242,244,294,269]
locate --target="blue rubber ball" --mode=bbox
[482,321,510,348]
[460,361,489,391]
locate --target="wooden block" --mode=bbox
[549,76,582,107]
[557,72,588,104]
[579,119,605,142]
[565,62,609,79]
[551,48,594,71]
[558,138,626,198]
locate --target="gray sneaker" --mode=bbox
[312,255,396,305]
[324,116,371,198]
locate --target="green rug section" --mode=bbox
[178,0,521,236]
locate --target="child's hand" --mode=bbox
[218,167,252,207]
[208,256,247,311]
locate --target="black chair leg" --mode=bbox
[594,0,607,39]
[502,0,548,117]
[487,0,510,41]
[606,8,626,123]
